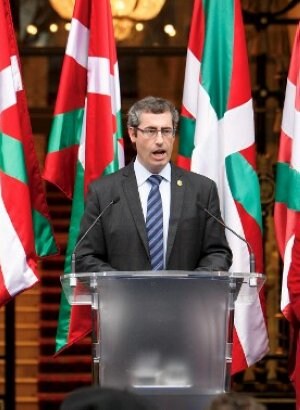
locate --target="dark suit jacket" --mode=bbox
[75,162,232,272]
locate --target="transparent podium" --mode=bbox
[61,271,265,410]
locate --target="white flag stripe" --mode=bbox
[281,234,294,311]
[222,178,250,273]
[66,18,89,69]
[235,295,269,366]
[190,82,256,273]
[0,65,16,113]
[183,56,255,160]
[281,78,300,173]
[87,57,119,117]
[182,49,201,118]
[190,86,250,272]
[117,139,125,167]
[191,85,220,182]
[223,99,255,156]
[281,79,296,141]
[217,186,250,273]
[88,56,111,95]
[191,88,254,174]
[189,74,268,369]
[0,191,37,295]
[193,83,219,146]
[226,222,249,272]
[10,55,23,93]
[113,62,121,112]
[291,110,300,171]
[78,98,87,170]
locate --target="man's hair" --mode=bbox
[127,96,179,130]
[60,386,152,410]
[207,393,266,410]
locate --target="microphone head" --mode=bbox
[113,196,120,204]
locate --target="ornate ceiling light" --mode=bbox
[49,0,75,20]
[49,0,166,41]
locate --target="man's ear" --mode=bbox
[128,126,136,143]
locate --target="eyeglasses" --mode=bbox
[134,127,175,139]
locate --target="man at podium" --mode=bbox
[74,96,232,273]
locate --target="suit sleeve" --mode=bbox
[75,184,115,273]
[196,181,233,271]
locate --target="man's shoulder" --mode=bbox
[172,164,215,186]
[89,163,132,188]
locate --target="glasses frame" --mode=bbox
[133,126,175,139]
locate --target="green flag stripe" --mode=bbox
[202,0,234,119]
[115,110,123,141]
[101,111,123,175]
[104,158,121,176]
[226,152,262,229]
[56,109,123,350]
[32,210,58,256]
[178,116,196,158]
[275,162,300,211]
[64,162,85,274]
[56,161,84,351]
[0,132,28,183]
[55,290,72,352]
[55,148,123,350]
[104,138,123,175]
[48,109,84,153]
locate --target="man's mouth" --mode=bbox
[152,149,166,157]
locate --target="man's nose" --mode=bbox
[155,131,164,142]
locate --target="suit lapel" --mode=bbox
[166,165,185,266]
[122,163,150,257]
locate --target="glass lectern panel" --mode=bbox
[61,271,265,305]
[99,276,229,393]
[60,271,265,410]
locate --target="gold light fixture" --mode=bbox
[49,0,75,20]
[49,0,166,41]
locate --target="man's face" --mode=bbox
[128,111,175,174]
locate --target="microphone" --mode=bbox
[71,197,120,273]
[198,202,256,272]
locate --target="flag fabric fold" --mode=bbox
[274,22,300,408]
[178,0,268,373]
[0,0,58,306]
[43,0,124,352]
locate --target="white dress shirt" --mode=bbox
[134,158,171,268]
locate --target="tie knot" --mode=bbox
[148,175,163,186]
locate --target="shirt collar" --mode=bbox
[134,157,171,187]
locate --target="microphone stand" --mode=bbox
[200,205,256,273]
[71,197,119,272]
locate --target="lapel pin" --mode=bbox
[177,179,183,187]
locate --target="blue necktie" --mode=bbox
[146,175,164,270]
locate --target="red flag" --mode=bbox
[178,0,268,373]
[43,0,124,352]
[274,22,300,408]
[0,0,57,305]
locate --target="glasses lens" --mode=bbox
[161,128,174,137]
[144,128,158,138]
[138,127,174,138]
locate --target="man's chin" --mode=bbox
[148,161,167,174]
